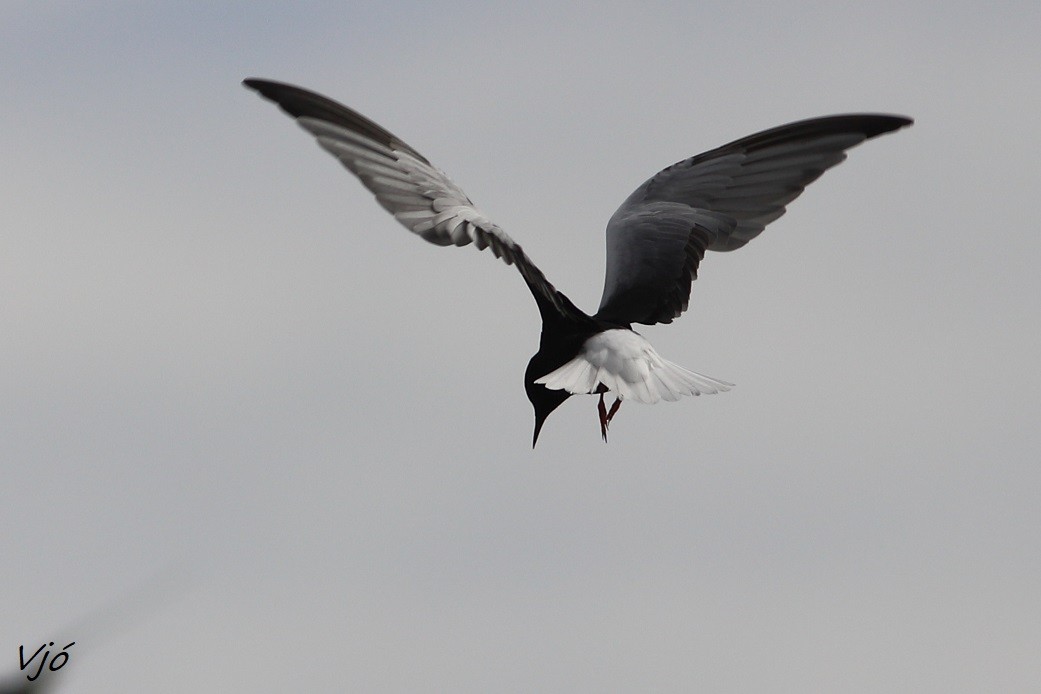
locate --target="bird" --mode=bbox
[244,78,912,447]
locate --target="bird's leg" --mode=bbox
[605,397,622,429]
[598,392,609,442]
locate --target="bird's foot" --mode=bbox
[598,394,622,442]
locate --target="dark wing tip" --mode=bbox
[732,113,913,154]
[849,113,914,138]
[242,77,315,115]
[242,77,337,115]
[242,77,426,162]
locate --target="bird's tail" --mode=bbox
[537,352,733,404]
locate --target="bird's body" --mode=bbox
[244,78,912,445]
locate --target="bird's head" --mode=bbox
[525,354,571,448]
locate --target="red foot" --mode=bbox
[598,394,622,442]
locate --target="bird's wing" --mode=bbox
[244,78,586,324]
[595,114,913,326]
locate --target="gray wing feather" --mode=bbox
[596,114,912,326]
[244,79,585,323]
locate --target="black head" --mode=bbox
[525,354,572,448]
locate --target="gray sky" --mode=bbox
[3,1,1039,691]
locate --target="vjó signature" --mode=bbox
[19,641,74,682]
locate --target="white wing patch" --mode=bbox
[534,329,733,404]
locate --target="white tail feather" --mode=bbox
[534,329,733,404]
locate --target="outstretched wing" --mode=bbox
[595,114,913,326]
[244,78,585,323]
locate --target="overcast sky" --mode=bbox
[3,1,1040,692]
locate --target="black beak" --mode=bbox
[525,373,570,449]
[532,412,549,448]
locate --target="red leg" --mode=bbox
[598,392,609,442]
[605,397,622,428]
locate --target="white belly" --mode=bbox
[534,329,733,404]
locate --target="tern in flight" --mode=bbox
[244,78,911,446]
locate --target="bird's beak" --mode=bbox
[532,413,548,449]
